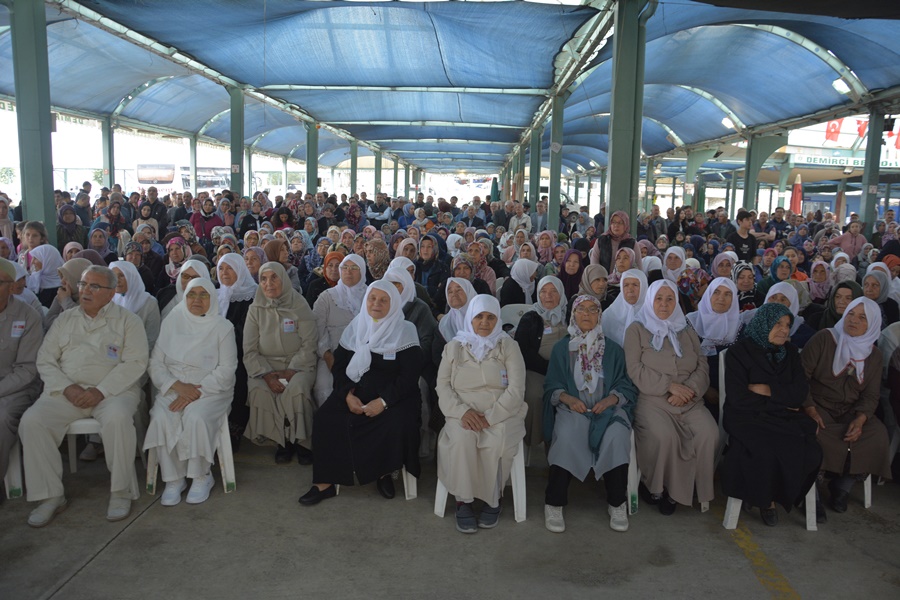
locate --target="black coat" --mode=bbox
[592,235,636,274]
[224,298,253,434]
[499,278,537,307]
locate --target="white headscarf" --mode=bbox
[331,253,367,313]
[636,279,688,357]
[533,276,567,326]
[439,277,476,342]
[174,259,211,304]
[663,247,686,282]
[339,280,420,382]
[510,258,539,301]
[389,255,416,276]
[765,281,805,335]
[642,255,662,276]
[453,294,507,362]
[830,252,851,270]
[111,260,153,315]
[687,277,741,356]
[602,268,648,347]
[567,295,605,394]
[215,253,258,317]
[383,266,416,305]
[156,278,230,371]
[25,244,63,292]
[446,233,464,258]
[830,296,881,384]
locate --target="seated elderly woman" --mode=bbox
[143,279,237,506]
[721,303,822,527]
[243,262,318,464]
[300,281,423,505]
[312,254,367,406]
[542,295,637,534]
[801,297,892,518]
[438,277,477,344]
[499,258,539,306]
[515,276,569,448]
[158,259,212,320]
[763,282,816,348]
[624,280,715,515]
[578,264,610,308]
[602,269,648,348]
[111,261,161,351]
[25,244,64,308]
[436,294,526,533]
[807,281,863,331]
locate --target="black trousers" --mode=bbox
[545,463,628,507]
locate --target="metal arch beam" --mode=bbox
[734,23,868,103]
[644,117,684,147]
[249,131,269,150]
[369,139,514,146]
[288,143,305,159]
[328,120,521,129]
[197,109,230,137]
[673,85,746,130]
[261,84,548,96]
[391,151,507,157]
[110,75,176,121]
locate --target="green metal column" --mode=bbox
[404,164,410,199]
[245,147,252,196]
[587,175,592,206]
[516,145,526,203]
[683,148,715,209]
[776,161,792,209]
[644,158,656,213]
[742,133,786,211]
[886,182,892,211]
[10,0,55,238]
[548,95,565,232]
[528,127,542,206]
[349,140,358,196]
[101,117,115,188]
[189,135,198,195]
[281,156,288,197]
[606,0,655,235]
[374,150,382,195]
[574,175,580,205]
[306,123,318,195]
[729,170,739,217]
[393,160,399,197]
[228,87,244,197]
[671,177,677,205]
[859,110,884,240]
[599,169,607,208]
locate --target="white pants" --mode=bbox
[20,390,141,502]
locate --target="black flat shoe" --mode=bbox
[828,480,849,513]
[815,500,827,524]
[639,482,659,506]
[376,475,395,500]
[296,444,313,466]
[275,444,295,464]
[760,507,779,527]
[658,491,677,516]
[299,485,336,506]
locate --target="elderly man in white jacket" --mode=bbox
[19,265,149,527]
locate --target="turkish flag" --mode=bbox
[856,119,868,138]
[896,129,900,150]
[825,119,843,142]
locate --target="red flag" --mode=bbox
[825,119,843,142]
[896,129,900,150]
[856,119,868,138]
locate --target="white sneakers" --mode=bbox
[544,504,565,533]
[107,496,132,522]
[608,502,629,532]
[161,479,188,506]
[27,496,68,528]
[186,473,214,505]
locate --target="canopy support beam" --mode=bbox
[548,95,565,231]
[189,135,198,195]
[228,87,244,198]
[683,148,716,208]
[777,161,792,209]
[742,134,786,210]
[260,84,547,95]
[350,140,358,197]
[404,164,411,200]
[306,123,319,195]
[528,127,543,206]
[644,158,656,214]
[102,117,115,188]
[374,150,383,195]
[860,109,884,240]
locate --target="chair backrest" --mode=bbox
[500,303,531,331]
[494,277,506,299]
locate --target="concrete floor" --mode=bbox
[1,442,898,600]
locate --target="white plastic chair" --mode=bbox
[626,429,640,515]
[434,439,526,523]
[494,277,506,300]
[500,303,531,333]
[3,442,23,500]
[146,417,236,495]
[723,484,819,531]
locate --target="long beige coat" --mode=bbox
[624,322,716,505]
[437,337,527,506]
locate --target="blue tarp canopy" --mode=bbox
[1,1,900,177]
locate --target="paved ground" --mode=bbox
[1,442,898,600]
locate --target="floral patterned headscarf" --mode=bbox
[567,295,605,394]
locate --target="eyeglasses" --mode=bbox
[339,265,361,272]
[574,306,601,315]
[76,281,114,292]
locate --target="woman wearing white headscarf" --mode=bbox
[214,253,258,446]
[624,280,715,515]
[862,268,899,328]
[801,297,892,515]
[112,261,161,351]
[11,261,43,314]
[763,281,816,348]
[301,281,423,505]
[159,259,211,321]
[514,276,569,448]
[436,294,526,533]
[313,253,367,406]
[542,295,638,534]
[602,269,648,348]
[243,262,318,464]
[144,278,237,506]
[499,258,539,306]
[438,277,477,343]
[25,244,64,308]
[662,247,686,283]
[686,278,741,418]
[446,233,464,258]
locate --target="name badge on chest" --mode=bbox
[107,344,121,360]
[282,318,296,333]
[11,321,26,338]
[500,369,509,387]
